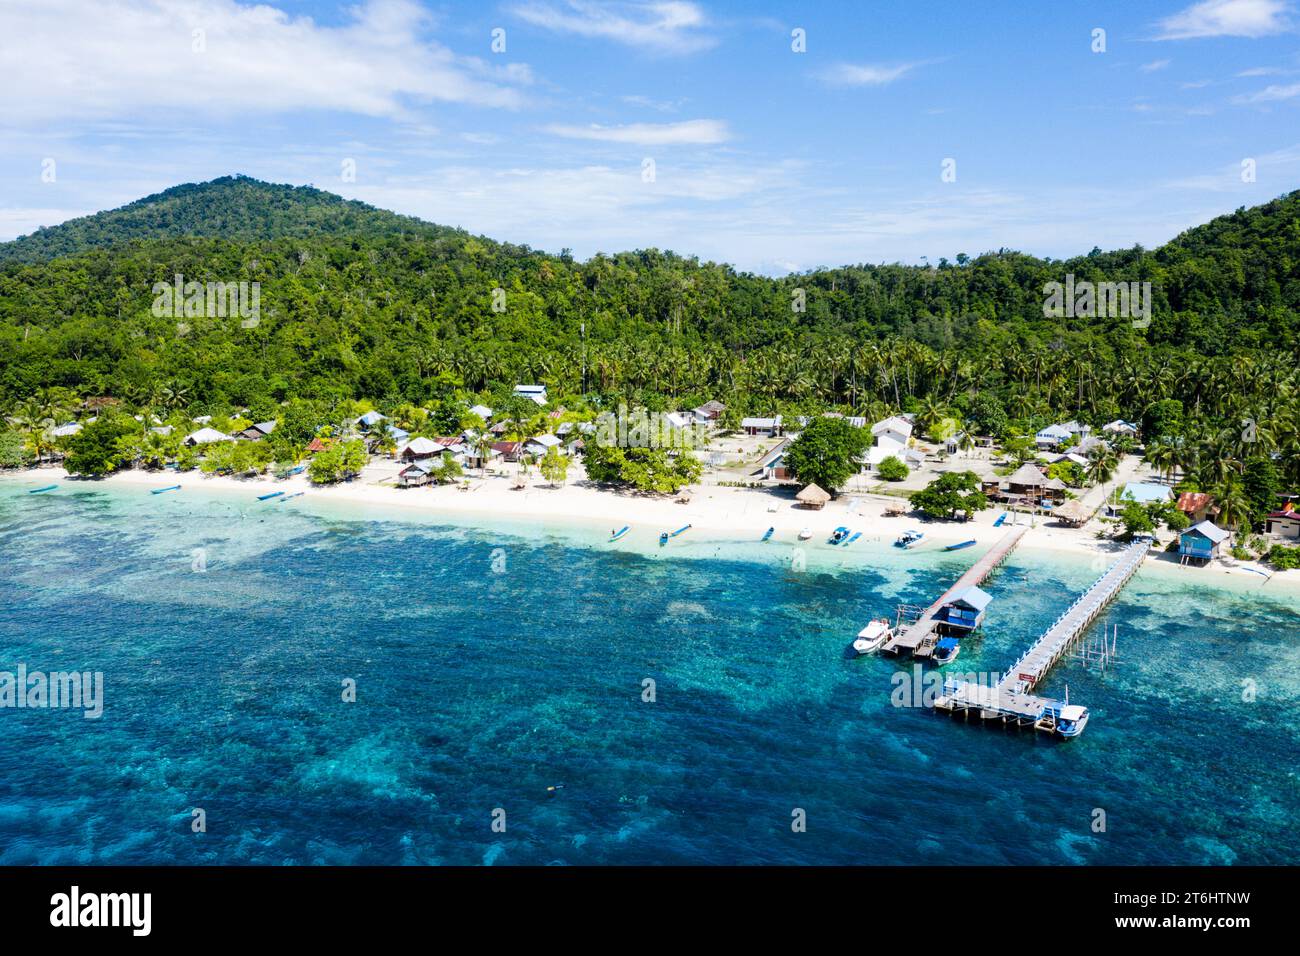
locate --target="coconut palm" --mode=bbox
[1086,443,1119,486]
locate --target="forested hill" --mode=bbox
[0,177,1297,439]
[0,176,465,265]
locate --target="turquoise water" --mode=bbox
[1,478,1297,865]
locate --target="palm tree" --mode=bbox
[1086,443,1119,486]
[1212,480,1253,533]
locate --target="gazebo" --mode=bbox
[795,483,831,510]
[1053,499,1092,527]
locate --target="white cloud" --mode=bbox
[511,0,714,53]
[820,63,920,87]
[542,119,729,145]
[1234,81,1300,101]
[0,0,528,123]
[1141,59,1173,72]
[1155,0,1292,40]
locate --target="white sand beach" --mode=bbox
[5,464,1296,591]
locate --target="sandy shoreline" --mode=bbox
[4,465,1297,591]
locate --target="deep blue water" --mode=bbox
[1,478,1297,865]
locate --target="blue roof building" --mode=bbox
[937,585,993,635]
[1179,520,1229,565]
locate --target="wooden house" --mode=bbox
[1179,520,1229,565]
[398,460,434,487]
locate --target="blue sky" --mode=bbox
[1,0,1298,273]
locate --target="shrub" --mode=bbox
[876,455,909,482]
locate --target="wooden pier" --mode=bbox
[934,537,1151,738]
[881,526,1026,658]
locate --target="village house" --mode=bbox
[523,433,563,458]
[491,441,522,463]
[1179,520,1230,565]
[184,427,234,446]
[237,421,277,441]
[1034,424,1072,449]
[356,411,386,430]
[1176,492,1218,524]
[398,460,434,487]
[1107,481,1173,515]
[692,400,726,423]
[398,437,440,461]
[754,438,792,480]
[1267,501,1300,540]
[741,415,783,437]
[514,384,548,406]
[1102,420,1140,438]
[469,404,493,421]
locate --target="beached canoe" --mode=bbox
[610,525,630,541]
[944,540,977,552]
[257,491,285,501]
[28,484,57,494]
[151,485,181,495]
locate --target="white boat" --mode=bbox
[932,637,961,664]
[798,527,812,540]
[895,529,924,548]
[1056,704,1090,738]
[852,619,893,655]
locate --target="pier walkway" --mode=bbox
[881,526,1026,657]
[934,537,1151,737]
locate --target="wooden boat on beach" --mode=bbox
[28,484,57,494]
[610,525,630,541]
[257,491,285,501]
[151,485,181,495]
[761,527,774,541]
[944,539,976,552]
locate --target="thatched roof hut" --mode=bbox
[795,483,831,509]
[1007,462,1048,492]
[1053,499,1092,526]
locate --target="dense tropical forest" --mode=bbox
[1,176,1298,513]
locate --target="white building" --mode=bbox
[866,416,914,467]
[514,385,548,406]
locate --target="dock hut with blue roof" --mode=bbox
[936,585,993,635]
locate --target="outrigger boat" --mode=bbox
[257,491,285,501]
[151,485,181,495]
[761,527,774,542]
[610,525,630,541]
[852,619,893,655]
[829,526,850,545]
[943,539,976,552]
[28,484,57,494]
[895,529,924,548]
[932,637,961,665]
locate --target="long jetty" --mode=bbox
[934,537,1151,738]
[880,526,1027,658]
